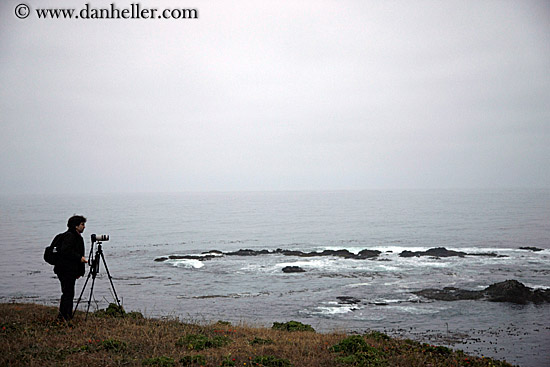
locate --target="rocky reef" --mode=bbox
[282,266,306,273]
[224,248,382,259]
[413,280,550,304]
[399,247,505,258]
[154,246,526,264]
[518,246,544,252]
[155,248,382,262]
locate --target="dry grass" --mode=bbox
[0,303,514,367]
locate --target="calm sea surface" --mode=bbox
[1,189,549,366]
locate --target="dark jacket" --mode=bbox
[54,229,85,277]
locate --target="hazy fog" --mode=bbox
[1,0,549,194]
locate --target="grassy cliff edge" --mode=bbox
[0,303,514,367]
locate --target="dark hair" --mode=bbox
[67,215,87,229]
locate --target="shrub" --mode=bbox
[94,303,125,318]
[331,336,387,367]
[364,331,390,341]
[337,352,387,367]
[252,355,292,367]
[330,335,369,354]
[271,321,315,332]
[176,334,232,350]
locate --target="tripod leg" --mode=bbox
[85,272,98,321]
[100,253,123,315]
[73,270,92,318]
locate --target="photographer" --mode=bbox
[54,215,88,321]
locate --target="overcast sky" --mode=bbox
[1,0,549,194]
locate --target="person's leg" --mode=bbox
[58,274,76,320]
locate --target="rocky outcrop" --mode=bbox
[282,266,306,273]
[225,249,271,256]
[485,280,550,304]
[519,247,544,252]
[358,249,383,258]
[413,280,550,304]
[154,254,217,262]
[156,248,382,262]
[230,248,382,259]
[400,247,467,258]
[336,296,361,305]
[400,247,505,258]
[413,287,484,301]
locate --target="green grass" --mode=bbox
[271,321,315,332]
[176,334,232,350]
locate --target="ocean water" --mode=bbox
[1,189,549,367]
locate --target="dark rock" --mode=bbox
[170,254,217,261]
[169,255,197,260]
[519,247,544,252]
[485,280,540,304]
[275,249,311,257]
[320,249,356,258]
[400,247,466,258]
[225,249,264,256]
[413,280,550,304]
[413,287,484,301]
[532,288,550,303]
[282,266,306,273]
[467,252,506,257]
[306,250,346,259]
[157,248,381,262]
[269,248,380,259]
[154,254,217,262]
[399,247,503,258]
[358,249,382,258]
[337,296,361,304]
[278,248,380,260]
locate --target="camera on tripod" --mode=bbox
[91,234,109,243]
[73,233,122,319]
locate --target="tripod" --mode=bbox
[73,239,122,320]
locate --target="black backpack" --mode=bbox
[44,233,64,265]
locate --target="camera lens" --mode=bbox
[91,234,110,242]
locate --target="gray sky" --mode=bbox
[1,0,549,194]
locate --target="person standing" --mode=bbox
[54,215,88,321]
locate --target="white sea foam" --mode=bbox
[275,259,336,269]
[370,264,402,271]
[396,305,442,315]
[312,305,357,315]
[169,259,204,269]
[371,298,402,304]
